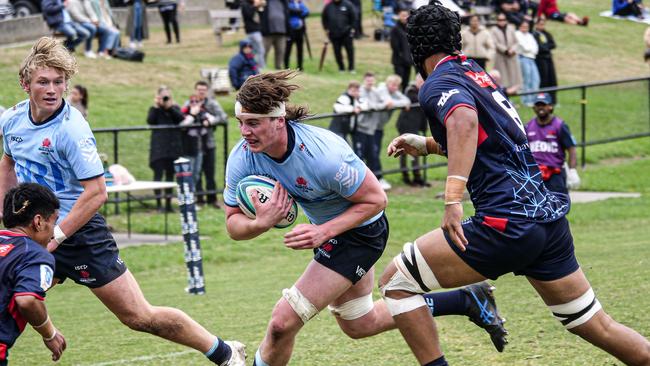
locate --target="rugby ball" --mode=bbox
[236,175,298,228]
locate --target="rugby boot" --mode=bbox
[461,281,509,352]
[223,341,247,366]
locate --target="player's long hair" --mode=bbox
[3,183,60,229]
[236,70,311,121]
[19,37,78,85]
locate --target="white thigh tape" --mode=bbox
[382,295,427,316]
[549,288,602,329]
[282,286,318,324]
[328,293,374,320]
[394,242,441,293]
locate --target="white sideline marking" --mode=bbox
[76,350,195,366]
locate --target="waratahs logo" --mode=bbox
[294,176,313,193]
[38,138,55,154]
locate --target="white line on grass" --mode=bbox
[75,350,195,366]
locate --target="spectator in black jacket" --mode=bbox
[259,0,289,69]
[329,80,365,144]
[533,18,558,103]
[147,86,188,212]
[322,0,357,73]
[390,8,411,91]
[395,74,429,187]
[241,0,266,68]
[41,0,90,52]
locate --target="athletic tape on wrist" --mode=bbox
[43,330,57,342]
[445,176,467,205]
[53,225,66,245]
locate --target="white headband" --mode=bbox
[235,101,286,118]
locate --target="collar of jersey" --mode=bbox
[0,230,27,237]
[434,54,468,72]
[266,122,296,164]
[28,99,67,127]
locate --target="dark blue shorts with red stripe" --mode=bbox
[445,215,579,281]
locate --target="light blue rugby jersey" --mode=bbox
[2,100,104,221]
[224,122,383,226]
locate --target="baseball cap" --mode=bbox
[533,93,552,105]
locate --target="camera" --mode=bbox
[162,95,170,102]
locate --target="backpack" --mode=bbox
[113,47,145,62]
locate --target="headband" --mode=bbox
[235,101,286,118]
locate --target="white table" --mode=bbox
[106,181,178,238]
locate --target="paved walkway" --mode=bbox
[569,191,641,203]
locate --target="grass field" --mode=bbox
[2,0,650,364]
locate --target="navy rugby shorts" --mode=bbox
[445,215,579,281]
[53,214,127,288]
[313,213,388,284]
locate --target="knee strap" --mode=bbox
[328,293,374,320]
[549,287,602,329]
[282,285,319,324]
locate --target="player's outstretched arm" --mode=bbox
[443,106,478,251]
[48,176,108,252]
[15,295,67,361]
[0,154,18,221]
[387,134,444,158]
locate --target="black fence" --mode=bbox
[94,75,650,195]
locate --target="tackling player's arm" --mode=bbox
[284,167,386,250]
[14,294,66,361]
[443,106,478,251]
[225,182,293,241]
[0,154,18,221]
[387,134,444,158]
[47,176,107,252]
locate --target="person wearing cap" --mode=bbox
[229,39,260,91]
[525,92,579,195]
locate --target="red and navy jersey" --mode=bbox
[419,55,569,222]
[0,231,54,351]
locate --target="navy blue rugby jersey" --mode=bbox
[0,231,55,350]
[419,55,569,222]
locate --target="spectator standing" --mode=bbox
[241,0,266,69]
[390,8,412,90]
[461,14,494,70]
[538,0,588,26]
[350,0,364,38]
[491,13,523,89]
[89,0,121,57]
[374,74,410,188]
[284,0,309,70]
[126,0,149,48]
[613,0,645,17]
[644,27,650,67]
[158,0,183,43]
[489,69,519,99]
[260,0,289,69]
[395,74,429,186]
[533,18,558,103]
[525,93,580,194]
[322,0,357,73]
[229,39,260,90]
[180,96,204,182]
[183,81,228,208]
[41,0,89,53]
[147,86,187,212]
[515,20,540,106]
[67,84,88,117]
[329,80,366,144]
[355,72,383,187]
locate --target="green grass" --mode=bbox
[3,0,650,364]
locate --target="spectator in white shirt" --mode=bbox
[515,21,540,106]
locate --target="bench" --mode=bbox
[209,9,242,46]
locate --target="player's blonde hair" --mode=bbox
[19,37,78,85]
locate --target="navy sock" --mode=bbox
[423,289,470,317]
[205,338,232,365]
[423,355,448,366]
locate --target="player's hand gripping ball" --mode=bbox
[236,175,299,228]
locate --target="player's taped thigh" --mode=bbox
[282,285,319,324]
[380,241,441,316]
[549,287,602,329]
[328,293,374,320]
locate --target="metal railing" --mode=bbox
[94,75,650,186]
